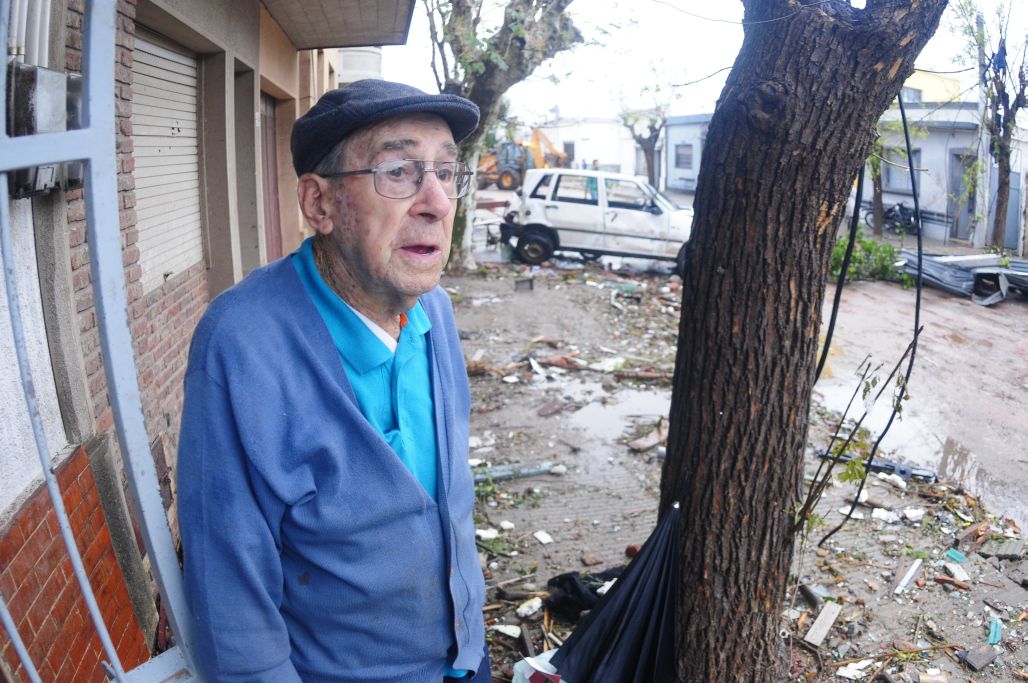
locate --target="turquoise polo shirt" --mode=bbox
[291,237,439,501]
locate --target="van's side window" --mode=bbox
[553,175,599,205]
[529,174,553,199]
[605,179,649,210]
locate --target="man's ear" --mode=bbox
[297,173,337,235]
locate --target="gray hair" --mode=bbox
[311,138,348,178]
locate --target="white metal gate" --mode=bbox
[0,1,199,680]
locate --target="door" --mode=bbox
[947,151,974,240]
[547,174,604,250]
[260,93,283,261]
[602,177,666,257]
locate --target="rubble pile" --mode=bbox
[445,258,1026,681]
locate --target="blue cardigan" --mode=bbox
[177,257,485,682]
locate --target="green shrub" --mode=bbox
[830,230,901,281]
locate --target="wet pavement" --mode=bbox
[814,281,1028,527]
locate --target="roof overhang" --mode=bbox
[262,0,416,50]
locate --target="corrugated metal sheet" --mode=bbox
[131,31,203,294]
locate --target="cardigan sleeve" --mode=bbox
[177,367,303,683]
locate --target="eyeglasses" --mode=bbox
[322,159,474,199]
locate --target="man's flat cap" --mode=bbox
[291,79,480,175]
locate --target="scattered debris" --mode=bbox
[804,601,843,647]
[962,644,1002,671]
[533,530,554,545]
[836,658,874,679]
[474,461,555,484]
[894,558,923,595]
[627,419,667,452]
[873,508,901,524]
[490,624,523,639]
[476,528,499,541]
[516,597,542,618]
[979,538,1025,561]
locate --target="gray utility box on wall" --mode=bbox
[6,62,83,198]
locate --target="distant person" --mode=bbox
[177,79,489,682]
[591,159,600,170]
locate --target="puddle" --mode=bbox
[814,380,1028,528]
[565,383,670,442]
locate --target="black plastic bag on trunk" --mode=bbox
[550,504,680,683]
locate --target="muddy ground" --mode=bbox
[444,251,1028,682]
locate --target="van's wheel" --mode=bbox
[497,169,520,191]
[516,232,555,265]
[675,244,688,277]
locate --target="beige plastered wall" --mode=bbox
[260,8,342,255]
[136,0,264,294]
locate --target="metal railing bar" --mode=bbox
[0,1,198,677]
[0,130,110,170]
[0,591,44,683]
[1,172,127,679]
[80,0,200,672]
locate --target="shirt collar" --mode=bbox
[292,237,431,374]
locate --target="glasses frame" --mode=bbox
[322,159,474,199]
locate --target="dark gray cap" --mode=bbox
[290,79,480,176]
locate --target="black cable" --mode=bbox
[819,92,925,547]
[814,165,864,383]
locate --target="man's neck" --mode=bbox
[312,238,408,339]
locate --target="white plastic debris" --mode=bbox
[516,597,542,618]
[596,578,617,595]
[903,507,926,522]
[549,464,568,476]
[839,505,866,520]
[588,357,625,373]
[836,659,874,679]
[468,458,484,468]
[943,562,971,583]
[511,650,560,683]
[533,530,554,545]
[475,528,499,541]
[502,375,520,384]
[490,624,522,639]
[872,508,901,524]
[499,520,516,531]
[876,472,907,490]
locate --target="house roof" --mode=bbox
[261,0,415,49]
[666,113,713,126]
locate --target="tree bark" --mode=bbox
[657,1,947,680]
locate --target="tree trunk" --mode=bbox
[657,2,946,680]
[991,138,1011,249]
[643,143,657,186]
[871,169,885,236]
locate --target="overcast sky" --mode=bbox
[382,0,1026,125]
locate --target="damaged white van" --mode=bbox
[500,168,693,273]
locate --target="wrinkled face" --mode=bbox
[324,113,457,312]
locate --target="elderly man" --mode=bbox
[177,80,488,683]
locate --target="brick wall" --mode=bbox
[0,447,150,682]
[65,0,209,514]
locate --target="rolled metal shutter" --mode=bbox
[131,30,203,293]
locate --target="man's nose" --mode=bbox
[412,170,454,218]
